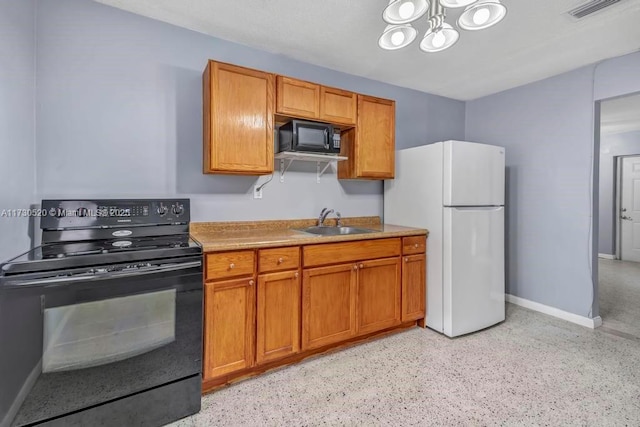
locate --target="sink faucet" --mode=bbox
[318,208,334,226]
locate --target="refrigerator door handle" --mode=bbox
[447,206,504,210]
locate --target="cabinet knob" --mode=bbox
[359,263,364,269]
[278,257,284,264]
[249,280,254,286]
[229,263,235,269]
[404,257,409,262]
[294,272,299,278]
[353,265,358,270]
[414,243,419,248]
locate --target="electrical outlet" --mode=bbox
[253,185,263,199]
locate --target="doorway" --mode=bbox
[620,155,640,262]
[597,92,640,339]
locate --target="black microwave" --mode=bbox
[278,119,340,155]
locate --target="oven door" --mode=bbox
[0,256,202,427]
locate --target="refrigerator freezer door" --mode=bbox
[443,141,505,206]
[443,206,505,337]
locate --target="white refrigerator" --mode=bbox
[384,140,505,337]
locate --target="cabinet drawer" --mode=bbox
[258,247,300,273]
[303,238,401,268]
[206,250,255,280]
[402,236,426,255]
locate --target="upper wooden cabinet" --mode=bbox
[203,60,274,175]
[276,77,357,126]
[338,95,396,180]
[276,76,320,119]
[319,86,357,125]
[202,59,395,179]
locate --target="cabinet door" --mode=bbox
[319,86,357,125]
[356,257,401,335]
[203,61,274,174]
[256,270,301,364]
[276,76,320,119]
[338,95,395,179]
[302,264,356,350]
[402,254,426,322]
[203,277,255,380]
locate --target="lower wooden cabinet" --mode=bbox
[256,270,301,364]
[201,237,426,391]
[356,257,401,335]
[203,277,255,380]
[302,264,357,350]
[402,254,426,322]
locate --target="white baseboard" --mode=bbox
[506,294,602,329]
[598,253,615,260]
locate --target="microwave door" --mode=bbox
[296,126,329,151]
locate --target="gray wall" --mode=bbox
[0,0,36,263]
[598,131,640,255]
[35,0,465,223]
[465,66,597,318]
[465,51,640,318]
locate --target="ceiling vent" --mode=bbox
[567,0,622,19]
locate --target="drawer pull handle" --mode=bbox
[278,257,284,264]
[414,243,419,248]
[229,263,235,269]
[249,280,254,286]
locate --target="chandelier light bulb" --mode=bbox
[457,0,507,31]
[382,0,429,24]
[473,7,490,25]
[378,24,418,50]
[419,23,459,53]
[391,30,406,46]
[432,31,446,48]
[398,1,416,19]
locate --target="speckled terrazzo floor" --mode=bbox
[169,304,640,426]
[599,259,640,340]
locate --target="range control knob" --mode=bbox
[156,204,168,216]
[172,203,184,216]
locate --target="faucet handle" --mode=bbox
[336,211,343,227]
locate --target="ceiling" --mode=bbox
[94,0,640,100]
[601,93,640,136]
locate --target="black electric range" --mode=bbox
[0,199,203,427]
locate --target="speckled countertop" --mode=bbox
[189,216,428,252]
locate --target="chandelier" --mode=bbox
[378,0,507,53]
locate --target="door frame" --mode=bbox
[592,91,640,321]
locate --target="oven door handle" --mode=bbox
[3,260,202,287]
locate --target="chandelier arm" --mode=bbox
[427,0,446,32]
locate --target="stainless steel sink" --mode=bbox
[295,226,378,236]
